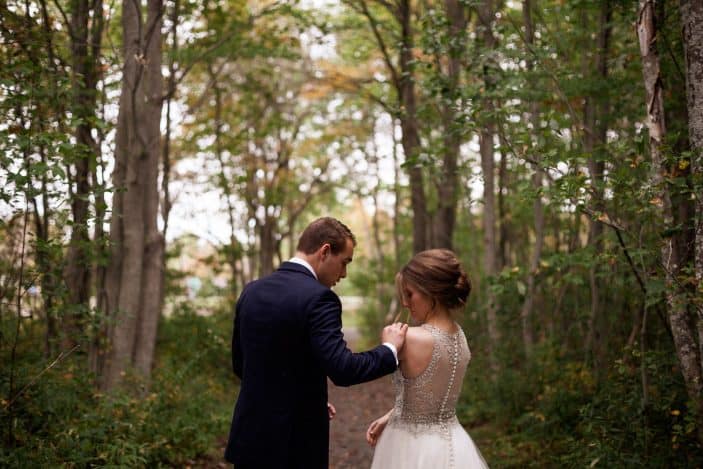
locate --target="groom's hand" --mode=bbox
[381,322,408,351]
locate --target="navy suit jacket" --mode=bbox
[224,262,397,468]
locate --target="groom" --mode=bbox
[224,217,407,468]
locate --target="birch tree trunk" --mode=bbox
[638,0,703,443]
[102,0,164,390]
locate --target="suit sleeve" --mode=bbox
[307,289,396,386]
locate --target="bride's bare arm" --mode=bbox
[399,327,434,379]
[366,328,434,446]
[366,408,394,446]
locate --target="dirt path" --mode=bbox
[328,326,395,469]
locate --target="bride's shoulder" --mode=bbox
[406,326,433,342]
[402,326,434,354]
[399,326,435,372]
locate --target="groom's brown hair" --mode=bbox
[297,217,356,255]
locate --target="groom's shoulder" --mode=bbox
[258,264,327,294]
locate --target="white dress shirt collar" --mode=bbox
[288,257,318,279]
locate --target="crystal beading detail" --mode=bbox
[387,323,472,468]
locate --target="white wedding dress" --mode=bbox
[370,323,489,469]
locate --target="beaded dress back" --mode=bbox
[389,323,471,436]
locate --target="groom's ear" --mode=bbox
[319,243,331,259]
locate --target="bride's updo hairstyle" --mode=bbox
[398,249,471,311]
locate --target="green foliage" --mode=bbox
[561,347,700,467]
[349,256,398,344]
[0,305,236,467]
[458,342,702,467]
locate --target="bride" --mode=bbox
[366,249,489,468]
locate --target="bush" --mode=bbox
[559,347,702,467]
[457,342,702,468]
[0,305,237,467]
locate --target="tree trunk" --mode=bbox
[34,0,61,358]
[638,0,703,443]
[400,93,427,249]
[518,0,543,359]
[355,0,427,252]
[497,133,510,270]
[161,0,176,242]
[679,0,703,443]
[398,0,427,253]
[582,0,611,367]
[478,0,500,376]
[434,0,467,250]
[86,0,107,377]
[259,216,276,277]
[680,0,703,371]
[210,64,240,298]
[372,189,387,316]
[132,0,164,380]
[62,0,95,349]
[63,0,105,350]
[480,124,500,376]
[392,117,402,271]
[91,154,108,376]
[103,0,164,390]
[33,147,58,357]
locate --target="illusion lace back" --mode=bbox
[390,323,470,433]
[370,323,489,469]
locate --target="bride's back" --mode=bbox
[392,323,471,428]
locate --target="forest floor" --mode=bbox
[328,327,395,469]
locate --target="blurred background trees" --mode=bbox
[1,0,702,465]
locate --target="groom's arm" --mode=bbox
[307,290,397,387]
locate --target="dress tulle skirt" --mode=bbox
[370,419,489,469]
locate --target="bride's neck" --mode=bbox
[423,309,453,329]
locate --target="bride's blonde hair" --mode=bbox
[395,249,471,319]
